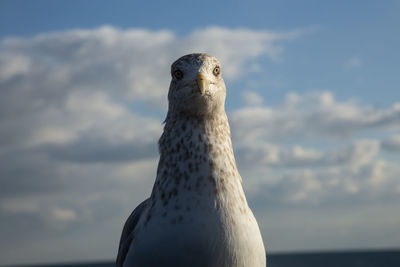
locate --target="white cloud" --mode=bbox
[51,207,77,222]
[345,56,363,69]
[0,23,298,194]
[245,157,399,206]
[0,25,300,151]
[182,27,303,76]
[238,139,380,170]
[0,25,295,107]
[242,91,264,106]
[230,91,400,142]
[236,139,391,205]
[0,197,39,214]
[231,91,400,206]
[0,53,31,79]
[381,135,400,151]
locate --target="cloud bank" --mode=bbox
[0,26,399,264]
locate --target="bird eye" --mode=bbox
[213,66,220,76]
[174,69,184,80]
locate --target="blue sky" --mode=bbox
[2,0,399,107]
[1,0,400,265]
[5,0,394,146]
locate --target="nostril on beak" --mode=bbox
[197,74,208,95]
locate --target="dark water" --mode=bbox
[10,250,400,267]
[267,250,400,267]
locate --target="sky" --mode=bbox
[1,0,400,265]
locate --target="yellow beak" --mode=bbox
[197,73,209,95]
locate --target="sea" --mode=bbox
[8,250,400,267]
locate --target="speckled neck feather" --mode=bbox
[146,110,248,225]
[160,111,240,186]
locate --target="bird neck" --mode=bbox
[155,111,242,199]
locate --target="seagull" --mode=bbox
[117,53,266,267]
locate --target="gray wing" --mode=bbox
[116,198,149,267]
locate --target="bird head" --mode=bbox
[167,53,226,118]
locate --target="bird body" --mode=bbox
[117,54,266,267]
